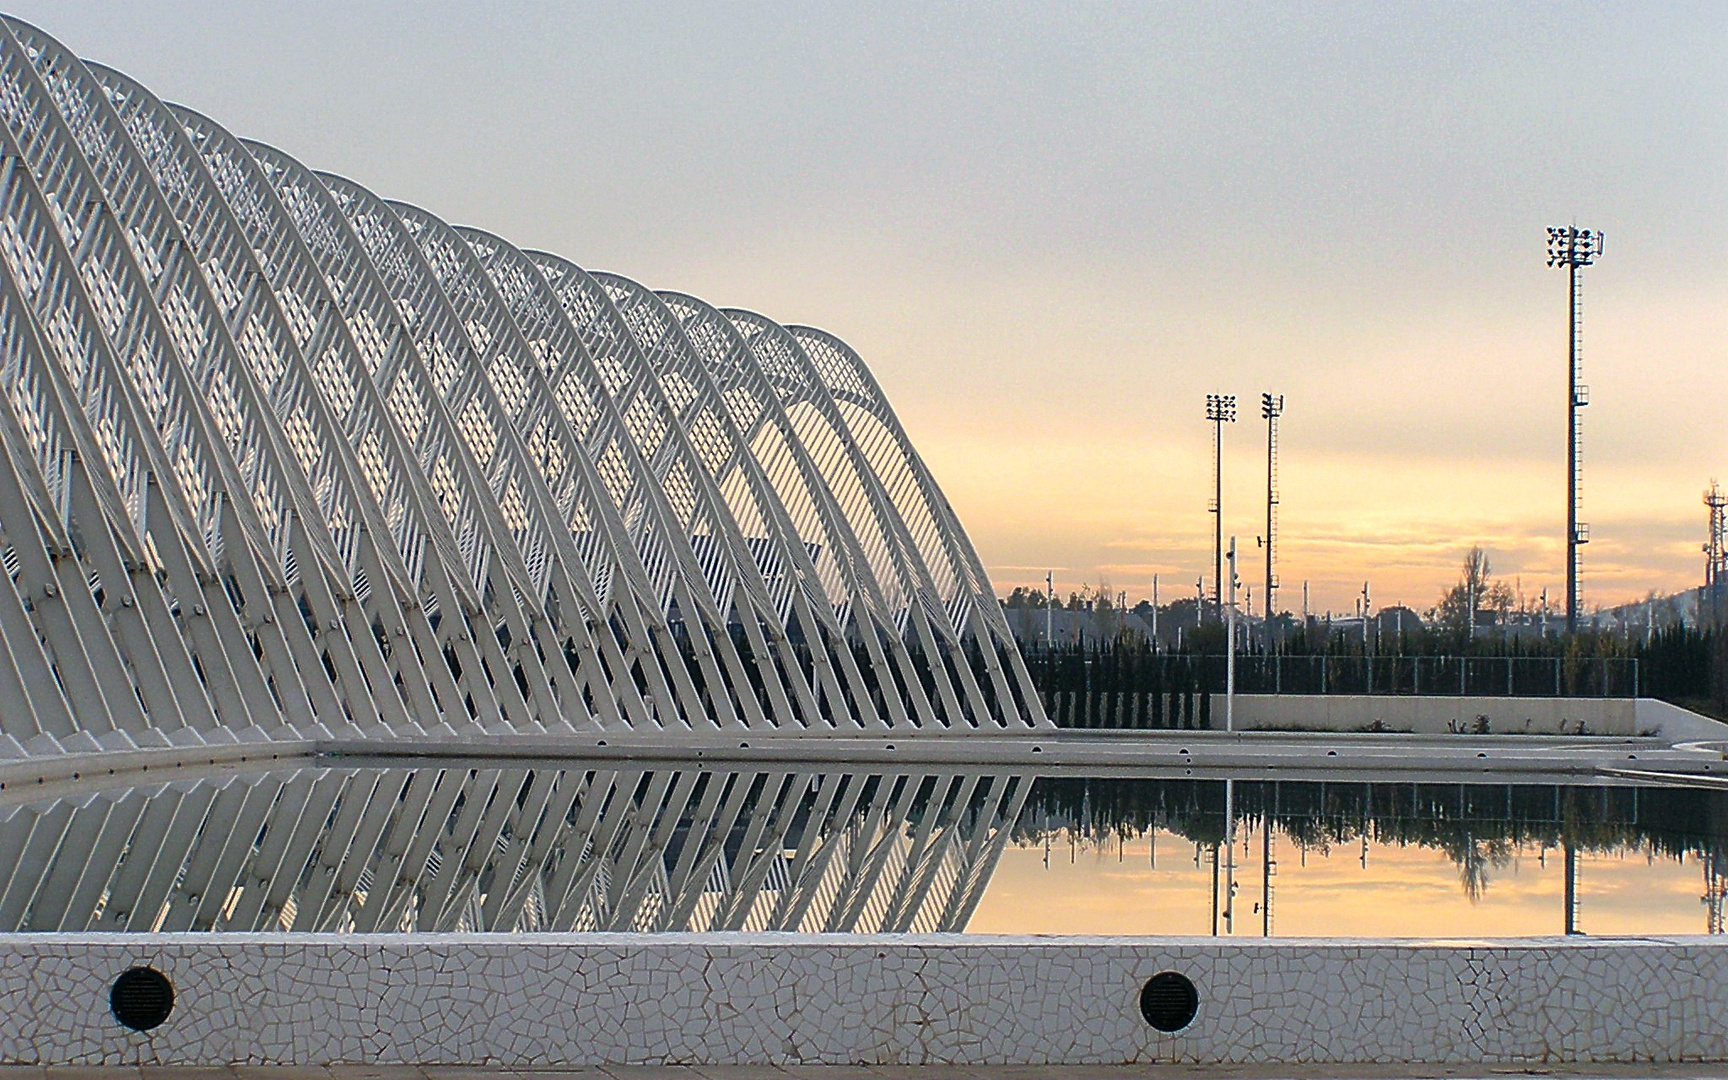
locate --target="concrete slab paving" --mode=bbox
[2,1067,1727,1080]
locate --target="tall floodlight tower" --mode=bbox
[1706,483,1727,626]
[1206,394,1237,619]
[1261,393,1284,637]
[1547,225,1604,633]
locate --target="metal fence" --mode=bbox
[1024,650,1641,701]
[1228,653,1640,698]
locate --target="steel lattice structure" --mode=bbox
[0,17,1044,752]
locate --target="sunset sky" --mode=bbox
[24,2,1727,615]
[969,827,1712,937]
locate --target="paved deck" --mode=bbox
[4,1066,1728,1080]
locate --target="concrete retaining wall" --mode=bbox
[1635,698,1728,743]
[1232,694,1713,738]
[1231,694,1728,744]
[6,933,1726,1066]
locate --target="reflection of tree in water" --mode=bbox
[1015,778,1728,900]
[1452,833,1516,901]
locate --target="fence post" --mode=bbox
[1320,655,1327,695]
[1507,655,1513,696]
[1555,656,1561,696]
[1601,656,1608,698]
[1459,655,1465,696]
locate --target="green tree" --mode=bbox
[1435,546,1515,632]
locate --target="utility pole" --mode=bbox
[1262,393,1283,640]
[1547,225,1604,633]
[1151,574,1159,647]
[1206,394,1237,620]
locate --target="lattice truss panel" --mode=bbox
[0,17,1045,749]
[0,765,1029,933]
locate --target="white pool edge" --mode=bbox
[4,932,1725,1067]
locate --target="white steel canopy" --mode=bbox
[0,16,1046,752]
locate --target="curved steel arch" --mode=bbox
[650,286,948,730]
[787,325,1042,726]
[724,309,1033,729]
[585,272,914,731]
[455,234,858,731]
[0,15,1048,753]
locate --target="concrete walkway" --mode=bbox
[5,1066,1728,1080]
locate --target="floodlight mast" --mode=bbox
[1206,393,1237,620]
[1706,483,1727,627]
[1262,393,1283,640]
[1547,225,1603,634]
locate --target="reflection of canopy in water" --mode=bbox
[0,16,1043,753]
[0,767,1028,933]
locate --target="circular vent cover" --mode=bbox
[1139,970,1198,1032]
[110,966,174,1031]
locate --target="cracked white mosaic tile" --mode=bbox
[0,934,1724,1067]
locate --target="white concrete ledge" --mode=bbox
[5,934,1727,1067]
[0,698,1722,805]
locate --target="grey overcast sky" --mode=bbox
[18,1,1727,613]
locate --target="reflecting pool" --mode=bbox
[1,764,1722,937]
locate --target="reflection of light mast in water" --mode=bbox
[1705,852,1726,935]
[1210,841,1220,936]
[1564,842,1580,935]
[1222,778,1237,934]
[1261,805,1275,937]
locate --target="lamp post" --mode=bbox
[1362,581,1372,647]
[1206,394,1237,620]
[1151,574,1159,648]
[1045,570,1054,646]
[1547,225,1604,634]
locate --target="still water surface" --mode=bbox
[981,778,1725,937]
[1,765,1721,937]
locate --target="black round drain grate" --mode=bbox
[1139,970,1198,1032]
[110,966,174,1031]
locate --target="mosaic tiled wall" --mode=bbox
[3,934,1725,1065]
